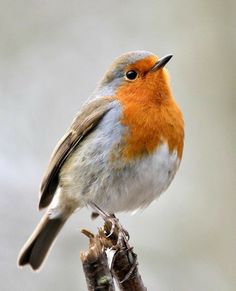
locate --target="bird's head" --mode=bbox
[95,50,173,103]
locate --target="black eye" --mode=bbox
[125,70,138,80]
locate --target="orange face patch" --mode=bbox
[126,55,158,74]
[116,57,184,160]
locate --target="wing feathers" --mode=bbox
[39,97,114,209]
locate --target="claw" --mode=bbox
[119,258,138,283]
[88,202,130,247]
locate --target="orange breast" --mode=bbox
[116,70,184,160]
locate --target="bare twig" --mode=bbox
[80,229,115,291]
[100,221,147,291]
[81,219,147,291]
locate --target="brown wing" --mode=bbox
[39,97,114,209]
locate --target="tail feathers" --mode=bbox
[18,213,66,270]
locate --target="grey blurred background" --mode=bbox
[0,0,235,290]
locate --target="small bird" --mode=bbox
[18,50,184,270]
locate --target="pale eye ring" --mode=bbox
[125,70,138,80]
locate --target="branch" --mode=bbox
[81,219,147,291]
[101,221,147,291]
[80,229,115,291]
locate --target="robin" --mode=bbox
[18,50,184,270]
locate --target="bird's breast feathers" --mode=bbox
[116,97,184,161]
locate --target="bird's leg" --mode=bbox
[88,202,130,247]
[88,201,113,221]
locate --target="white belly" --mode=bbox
[59,142,180,214]
[94,143,180,213]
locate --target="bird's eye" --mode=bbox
[125,70,138,80]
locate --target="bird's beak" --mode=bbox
[150,54,173,72]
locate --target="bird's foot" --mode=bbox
[88,202,130,248]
